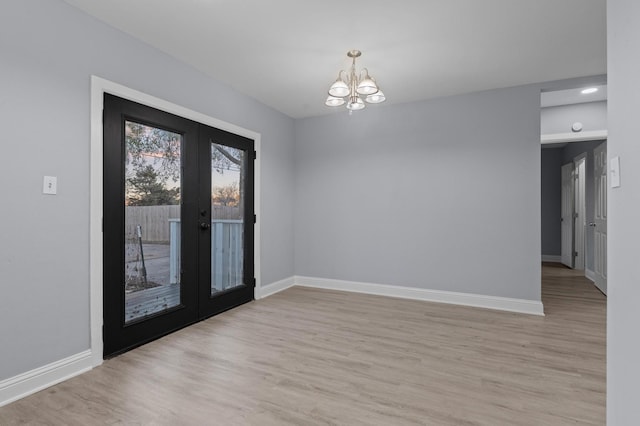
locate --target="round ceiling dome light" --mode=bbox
[581,87,598,94]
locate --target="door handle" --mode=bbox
[200,222,211,230]
[589,222,596,227]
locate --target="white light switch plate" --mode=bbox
[43,176,57,195]
[610,157,621,188]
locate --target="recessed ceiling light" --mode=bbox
[581,87,598,94]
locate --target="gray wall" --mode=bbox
[0,0,295,380]
[541,101,607,134]
[294,85,542,301]
[540,148,562,256]
[607,0,640,423]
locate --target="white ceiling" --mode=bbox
[63,0,606,119]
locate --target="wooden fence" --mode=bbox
[125,205,179,243]
[212,205,241,220]
[125,204,240,242]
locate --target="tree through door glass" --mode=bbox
[124,121,182,323]
[210,142,245,295]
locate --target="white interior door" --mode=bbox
[593,142,607,294]
[573,155,586,270]
[561,162,574,268]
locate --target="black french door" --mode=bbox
[103,94,254,357]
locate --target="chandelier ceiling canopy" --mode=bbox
[325,50,386,112]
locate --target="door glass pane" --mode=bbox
[211,142,244,295]
[124,121,182,323]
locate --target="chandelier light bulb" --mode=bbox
[356,71,379,95]
[328,76,349,97]
[365,90,386,104]
[325,95,346,107]
[346,96,365,111]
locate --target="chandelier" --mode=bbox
[325,50,386,112]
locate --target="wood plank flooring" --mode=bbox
[0,263,605,425]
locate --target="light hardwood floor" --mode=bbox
[0,263,605,425]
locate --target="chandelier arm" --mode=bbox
[342,69,349,85]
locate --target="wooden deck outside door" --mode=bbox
[103,94,254,357]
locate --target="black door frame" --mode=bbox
[102,93,255,357]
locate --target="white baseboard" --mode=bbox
[542,255,562,263]
[295,276,544,316]
[585,268,596,282]
[255,276,295,299]
[0,350,93,407]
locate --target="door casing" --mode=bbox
[89,76,262,366]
